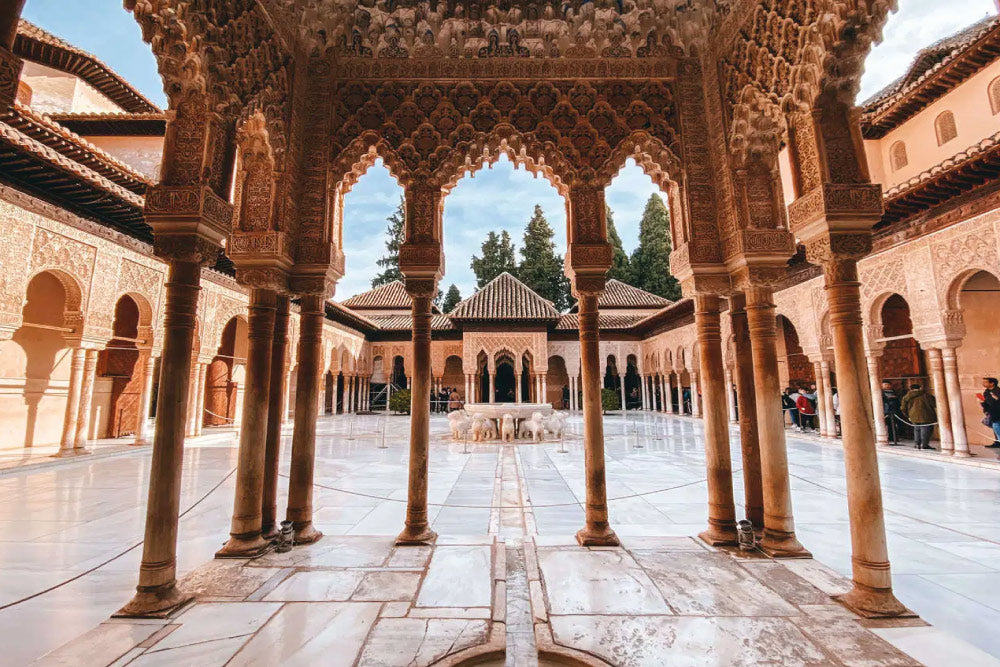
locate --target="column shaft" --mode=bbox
[575,292,618,546]
[730,297,764,531]
[58,347,85,455]
[134,353,156,446]
[942,347,970,456]
[396,291,436,544]
[691,372,701,417]
[694,294,738,545]
[73,349,98,449]
[744,288,807,556]
[926,348,954,453]
[867,356,888,444]
[285,295,325,543]
[194,362,207,436]
[119,261,201,616]
[822,256,904,615]
[814,362,828,436]
[665,374,674,414]
[821,361,836,437]
[724,368,736,423]
[261,295,289,539]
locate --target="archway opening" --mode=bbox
[443,355,464,401]
[391,355,406,388]
[99,295,142,438]
[955,271,1000,445]
[205,317,246,427]
[548,355,569,410]
[495,356,516,403]
[624,354,640,410]
[776,315,814,390]
[878,294,925,391]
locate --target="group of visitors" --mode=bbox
[781,385,832,434]
[432,387,463,413]
[876,376,1000,450]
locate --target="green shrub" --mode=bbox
[389,388,412,414]
[601,388,621,413]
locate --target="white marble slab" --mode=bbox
[416,545,492,608]
[537,549,671,615]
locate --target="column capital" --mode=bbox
[0,47,23,111]
[399,242,444,281]
[145,185,233,263]
[403,276,439,301]
[788,183,882,239]
[803,231,872,269]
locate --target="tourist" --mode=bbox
[796,387,816,431]
[881,380,900,442]
[978,377,1000,448]
[782,388,799,430]
[901,383,936,450]
[448,387,461,412]
[562,385,570,409]
[832,388,840,436]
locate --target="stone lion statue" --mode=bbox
[500,413,515,442]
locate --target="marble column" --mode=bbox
[193,362,207,436]
[619,374,627,411]
[821,360,837,437]
[665,374,675,414]
[73,348,98,449]
[690,371,701,418]
[813,361,828,436]
[542,374,548,405]
[217,288,276,558]
[185,364,199,437]
[867,355,888,445]
[723,368,736,423]
[119,260,203,617]
[286,294,325,544]
[694,294,738,546]
[397,282,437,545]
[575,291,619,546]
[57,347,86,456]
[516,372,523,403]
[640,374,648,411]
[133,353,156,446]
[811,246,904,616]
[261,295,289,540]
[729,295,764,532]
[926,348,954,454]
[942,347,970,456]
[744,287,807,556]
[281,367,293,426]
[488,371,495,404]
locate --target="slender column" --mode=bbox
[942,347,970,456]
[282,367,293,425]
[185,364,198,437]
[119,260,202,616]
[73,349,98,449]
[730,295,764,532]
[57,347,86,456]
[640,375,648,410]
[690,371,701,417]
[744,287,808,555]
[133,353,156,446]
[665,374,674,414]
[867,355,888,444]
[723,368,736,423]
[489,371,495,403]
[193,362,207,436]
[813,362,828,436]
[261,295,289,539]
[694,294,738,545]
[619,374,627,411]
[217,288,277,557]
[542,374,548,405]
[285,294,325,544]
[810,246,904,616]
[575,291,619,546]
[396,283,437,545]
[821,361,836,437]
[926,348,954,454]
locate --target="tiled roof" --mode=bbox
[369,314,456,331]
[861,16,1000,138]
[449,272,559,321]
[598,279,672,309]
[341,281,411,309]
[48,112,167,136]
[556,313,645,330]
[15,20,161,114]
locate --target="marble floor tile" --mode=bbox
[33,620,164,666]
[872,626,1000,667]
[356,618,490,667]
[416,545,492,608]
[262,570,364,601]
[537,548,671,615]
[352,571,422,601]
[228,602,380,666]
[792,616,918,666]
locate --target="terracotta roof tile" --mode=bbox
[369,314,456,331]
[598,279,672,309]
[556,313,644,330]
[341,281,411,309]
[15,20,161,114]
[449,272,559,321]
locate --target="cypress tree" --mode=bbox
[442,284,462,312]
[629,193,680,300]
[470,230,518,288]
[372,196,406,287]
[517,204,571,311]
[606,205,632,284]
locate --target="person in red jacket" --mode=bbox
[796,387,817,432]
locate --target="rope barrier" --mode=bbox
[278,469,739,509]
[0,465,238,612]
[892,413,939,428]
[202,407,236,423]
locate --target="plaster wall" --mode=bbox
[85,136,164,181]
[20,62,123,115]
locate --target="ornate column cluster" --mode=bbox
[133,353,157,446]
[728,295,764,532]
[0,0,25,112]
[57,347,87,456]
[261,296,290,539]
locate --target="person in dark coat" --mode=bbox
[979,377,1000,448]
[901,383,936,450]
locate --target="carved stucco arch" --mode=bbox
[24,268,87,339]
[115,291,156,350]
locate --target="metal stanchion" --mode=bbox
[378,417,388,449]
[633,419,644,449]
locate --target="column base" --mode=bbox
[759,530,811,558]
[215,534,270,558]
[261,524,279,541]
[54,447,92,458]
[836,583,913,619]
[130,439,151,447]
[293,522,324,545]
[698,522,739,547]
[395,523,437,545]
[952,450,972,458]
[114,582,193,619]
[575,524,620,547]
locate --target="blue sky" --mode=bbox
[21,0,997,299]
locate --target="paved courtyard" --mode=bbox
[2,413,1000,665]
